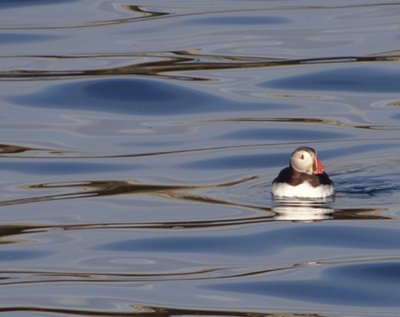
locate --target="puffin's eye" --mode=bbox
[300,154,304,160]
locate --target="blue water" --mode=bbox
[1,1,400,316]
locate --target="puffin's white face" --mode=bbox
[290,147,323,175]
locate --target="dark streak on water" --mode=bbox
[0,1,400,317]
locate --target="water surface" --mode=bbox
[1,1,400,316]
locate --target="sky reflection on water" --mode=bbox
[0,1,400,317]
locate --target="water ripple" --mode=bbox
[1,1,400,315]
[0,54,399,80]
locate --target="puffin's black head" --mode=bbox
[290,147,324,175]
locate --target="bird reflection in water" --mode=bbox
[272,196,334,222]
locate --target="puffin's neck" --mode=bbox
[289,165,320,187]
[290,165,312,178]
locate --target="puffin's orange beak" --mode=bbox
[313,156,324,174]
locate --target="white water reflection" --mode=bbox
[272,205,333,222]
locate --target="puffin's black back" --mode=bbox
[273,167,334,188]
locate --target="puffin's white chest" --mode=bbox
[272,181,334,198]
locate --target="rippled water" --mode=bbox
[1,1,400,316]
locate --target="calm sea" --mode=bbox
[1,1,400,316]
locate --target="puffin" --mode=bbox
[272,147,335,198]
